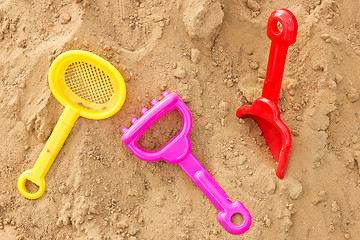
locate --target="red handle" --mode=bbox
[261,9,298,104]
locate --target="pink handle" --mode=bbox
[121,92,252,234]
[262,8,298,104]
[179,154,251,234]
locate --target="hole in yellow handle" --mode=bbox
[25,179,40,193]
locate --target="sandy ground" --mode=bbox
[1,0,360,239]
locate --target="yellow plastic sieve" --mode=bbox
[18,50,126,199]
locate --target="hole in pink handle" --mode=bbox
[231,213,244,226]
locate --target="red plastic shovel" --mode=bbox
[236,8,298,179]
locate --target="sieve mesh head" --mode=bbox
[64,61,115,104]
[49,50,126,120]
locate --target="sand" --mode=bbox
[1,0,360,239]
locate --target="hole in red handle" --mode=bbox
[277,21,283,33]
[271,21,283,35]
[138,110,182,151]
[231,213,244,225]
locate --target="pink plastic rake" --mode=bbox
[121,91,251,234]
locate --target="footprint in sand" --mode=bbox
[112,0,164,59]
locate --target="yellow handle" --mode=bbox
[18,105,80,199]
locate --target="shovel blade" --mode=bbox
[236,98,292,178]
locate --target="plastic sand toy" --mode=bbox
[236,9,298,179]
[122,91,251,234]
[18,50,126,199]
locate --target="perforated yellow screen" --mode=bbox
[64,62,115,104]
